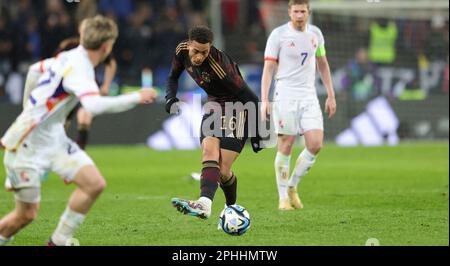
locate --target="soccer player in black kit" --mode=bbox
[166,26,263,219]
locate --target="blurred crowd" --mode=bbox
[0,0,448,104]
[0,0,210,88]
[306,8,449,100]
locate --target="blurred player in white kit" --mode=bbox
[0,15,157,246]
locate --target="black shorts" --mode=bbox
[199,111,249,153]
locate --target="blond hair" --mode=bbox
[80,15,118,50]
[288,0,310,9]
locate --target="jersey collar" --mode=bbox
[288,22,309,33]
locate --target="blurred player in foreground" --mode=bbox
[0,15,157,246]
[23,37,118,150]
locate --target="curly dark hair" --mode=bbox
[188,25,214,44]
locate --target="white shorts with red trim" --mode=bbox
[3,135,94,191]
[272,99,324,136]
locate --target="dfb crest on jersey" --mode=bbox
[201,72,211,83]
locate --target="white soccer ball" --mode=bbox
[218,205,251,236]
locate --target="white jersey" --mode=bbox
[22,58,56,109]
[1,46,99,151]
[264,22,325,101]
[2,46,144,193]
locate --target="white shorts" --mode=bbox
[272,99,323,136]
[3,137,94,191]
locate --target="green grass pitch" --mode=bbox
[0,142,448,246]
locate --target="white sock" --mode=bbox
[0,235,13,246]
[288,149,316,188]
[274,152,291,200]
[198,196,212,210]
[51,207,85,246]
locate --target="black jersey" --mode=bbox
[165,41,260,111]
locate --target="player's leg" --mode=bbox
[49,165,106,246]
[276,135,296,210]
[289,129,322,188]
[219,148,240,206]
[272,100,299,210]
[198,136,221,206]
[171,136,220,219]
[218,110,247,207]
[49,140,103,246]
[288,100,324,209]
[0,149,43,245]
[0,193,40,246]
[76,107,93,150]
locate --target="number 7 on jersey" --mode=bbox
[301,52,308,66]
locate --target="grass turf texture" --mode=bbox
[0,142,448,246]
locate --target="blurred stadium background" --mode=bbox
[0,0,448,146]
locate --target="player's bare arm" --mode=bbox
[261,59,278,121]
[317,56,336,119]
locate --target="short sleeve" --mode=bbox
[63,63,99,99]
[316,26,325,47]
[264,29,280,62]
[313,26,326,57]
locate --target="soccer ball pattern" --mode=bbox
[218,205,251,236]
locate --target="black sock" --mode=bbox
[76,125,89,150]
[220,174,237,206]
[200,161,220,201]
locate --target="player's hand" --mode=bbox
[325,97,337,119]
[165,97,181,114]
[260,100,271,122]
[139,88,157,104]
[250,136,263,153]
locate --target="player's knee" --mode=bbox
[279,144,293,155]
[278,136,295,154]
[220,167,232,181]
[23,209,38,224]
[307,141,322,155]
[202,147,220,161]
[16,208,38,225]
[94,178,107,195]
[88,177,107,197]
[74,166,106,196]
